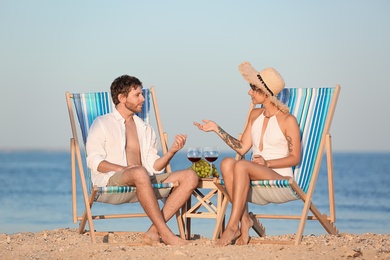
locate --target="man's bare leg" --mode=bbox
[145,169,198,243]
[122,167,189,246]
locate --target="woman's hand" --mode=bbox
[252,154,268,167]
[193,120,218,132]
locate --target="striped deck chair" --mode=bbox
[65,87,184,243]
[213,85,341,245]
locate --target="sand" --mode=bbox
[1,229,390,259]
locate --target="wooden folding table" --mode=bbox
[181,178,226,240]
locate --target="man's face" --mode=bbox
[122,85,144,113]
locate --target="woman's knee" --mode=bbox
[220,157,236,172]
[234,160,249,173]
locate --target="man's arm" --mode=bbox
[97,160,126,173]
[153,134,187,171]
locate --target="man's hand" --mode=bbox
[170,134,187,153]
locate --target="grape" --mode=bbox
[188,158,219,178]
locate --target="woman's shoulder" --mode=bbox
[278,112,299,129]
[247,107,264,126]
[250,107,264,117]
[285,113,298,123]
[278,110,295,119]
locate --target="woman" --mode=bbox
[194,62,301,246]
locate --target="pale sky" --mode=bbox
[1,0,389,152]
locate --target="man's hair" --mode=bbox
[110,75,143,106]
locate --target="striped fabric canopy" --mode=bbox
[288,87,334,192]
[218,87,336,205]
[72,89,151,145]
[97,182,175,194]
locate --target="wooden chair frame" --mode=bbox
[66,86,184,243]
[213,85,341,245]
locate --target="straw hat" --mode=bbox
[239,61,289,113]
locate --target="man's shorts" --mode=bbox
[96,170,172,204]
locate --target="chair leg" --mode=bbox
[184,195,192,240]
[212,193,229,240]
[326,134,336,223]
[212,178,231,240]
[70,139,78,224]
[294,198,312,245]
[249,212,266,237]
[79,189,97,243]
[308,201,339,235]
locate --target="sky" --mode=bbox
[0,0,389,152]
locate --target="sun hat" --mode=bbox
[239,61,289,113]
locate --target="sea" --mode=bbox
[0,150,389,238]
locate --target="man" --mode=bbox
[86,75,198,246]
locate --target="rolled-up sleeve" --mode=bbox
[147,127,164,174]
[86,118,107,172]
[85,111,127,187]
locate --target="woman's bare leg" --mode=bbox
[221,158,253,245]
[235,161,290,245]
[235,206,253,245]
[216,160,250,246]
[220,157,236,201]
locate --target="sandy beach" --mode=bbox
[1,228,389,259]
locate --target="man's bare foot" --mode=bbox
[215,227,241,246]
[235,215,253,245]
[142,232,161,245]
[160,233,189,246]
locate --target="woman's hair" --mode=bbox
[110,75,142,106]
[250,84,267,96]
[250,84,289,113]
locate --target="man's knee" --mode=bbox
[179,169,199,188]
[122,166,150,185]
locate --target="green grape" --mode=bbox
[211,164,219,178]
[188,158,220,178]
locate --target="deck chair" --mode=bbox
[66,86,184,243]
[213,85,341,245]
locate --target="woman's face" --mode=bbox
[248,84,267,103]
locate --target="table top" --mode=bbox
[197,177,220,188]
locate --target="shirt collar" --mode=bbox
[112,107,147,128]
[112,108,125,123]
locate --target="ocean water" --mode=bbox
[0,150,389,238]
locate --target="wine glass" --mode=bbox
[203,146,220,177]
[187,147,202,169]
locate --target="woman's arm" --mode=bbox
[266,114,301,168]
[193,109,261,156]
